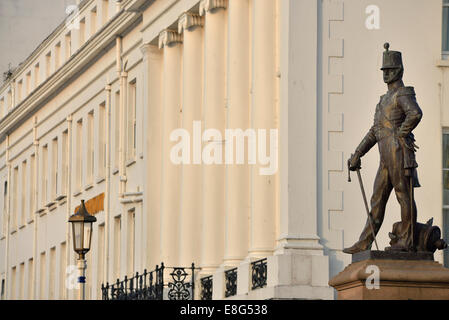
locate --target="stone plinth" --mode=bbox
[329,250,449,300]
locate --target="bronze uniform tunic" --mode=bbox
[353,86,423,249]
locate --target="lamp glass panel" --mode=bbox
[83,222,92,250]
[72,221,83,251]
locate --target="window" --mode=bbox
[114,215,121,280]
[90,7,97,35]
[65,32,72,60]
[443,131,449,266]
[62,131,68,195]
[55,42,61,69]
[7,90,12,111]
[42,145,48,206]
[26,72,31,95]
[52,137,58,199]
[444,0,449,58]
[34,63,40,88]
[0,98,4,118]
[102,0,109,25]
[128,80,137,161]
[99,102,106,178]
[17,80,22,102]
[1,279,4,300]
[21,160,26,226]
[76,119,83,190]
[59,242,66,299]
[3,181,7,236]
[97,224,105,297]
[19,263,24,300]
[79,18,86,46]
[27,258,34,300]
[87,111,94,184]
[114,91,120,170]
[13,166,18,230]
[39,252,46,299]
[30,154,35,219]
[127,209,135,276]
[11,266,16,300]
[49,247,56,299]
[45,52,51,78]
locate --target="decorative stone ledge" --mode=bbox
[158,29,183,49]
[178,12,204,33]
[199,0,227,15]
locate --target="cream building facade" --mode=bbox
[0,0,448,300]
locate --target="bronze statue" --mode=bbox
[344,43,447,254]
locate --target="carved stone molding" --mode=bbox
[158,29,183,49]
[178,12,204,33]
[199,0,227,16]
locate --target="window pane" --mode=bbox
[444,209,449,267]
[443,7,449,51]
[444,171,449,206]
[445,0,449,4]
[444,134,449,168]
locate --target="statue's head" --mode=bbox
[381,43,403,84]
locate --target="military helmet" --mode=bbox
[381,43,403,70]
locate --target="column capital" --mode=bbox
[178,12,204,34]
[158,29,183,49]
[105,84,112,92]
[140,43,158,55]
[199,0,227,16]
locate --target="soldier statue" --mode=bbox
[344,43,425,254]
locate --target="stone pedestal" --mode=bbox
[329,250,449,300]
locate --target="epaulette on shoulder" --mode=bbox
[396,86,415,97]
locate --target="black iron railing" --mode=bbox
[101,263,198,300]
[251,258,267,290]
[224,268,237,298]
[200,275,213,300]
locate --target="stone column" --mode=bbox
[119,70,128,196]
[140,43,163,269]
[248,0,277,259]
[65,115,73,299]
[223,0,250,267]
[32,117,40,300]
[3,136,11,299]
[264,0,333,300]
[178,13,204,267]
[199,0,227,274]
[104,85,111,284]
[159,29,183,267]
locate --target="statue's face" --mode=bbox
[383,67,403,84]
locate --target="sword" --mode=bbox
[408,170,415,251]
[348,155,379,251]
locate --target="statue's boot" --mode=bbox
[343,239,372,254]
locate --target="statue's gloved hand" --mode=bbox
[348,153,361,171]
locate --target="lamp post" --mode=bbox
[69,200,96,300]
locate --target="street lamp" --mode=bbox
[69,200,96,300]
